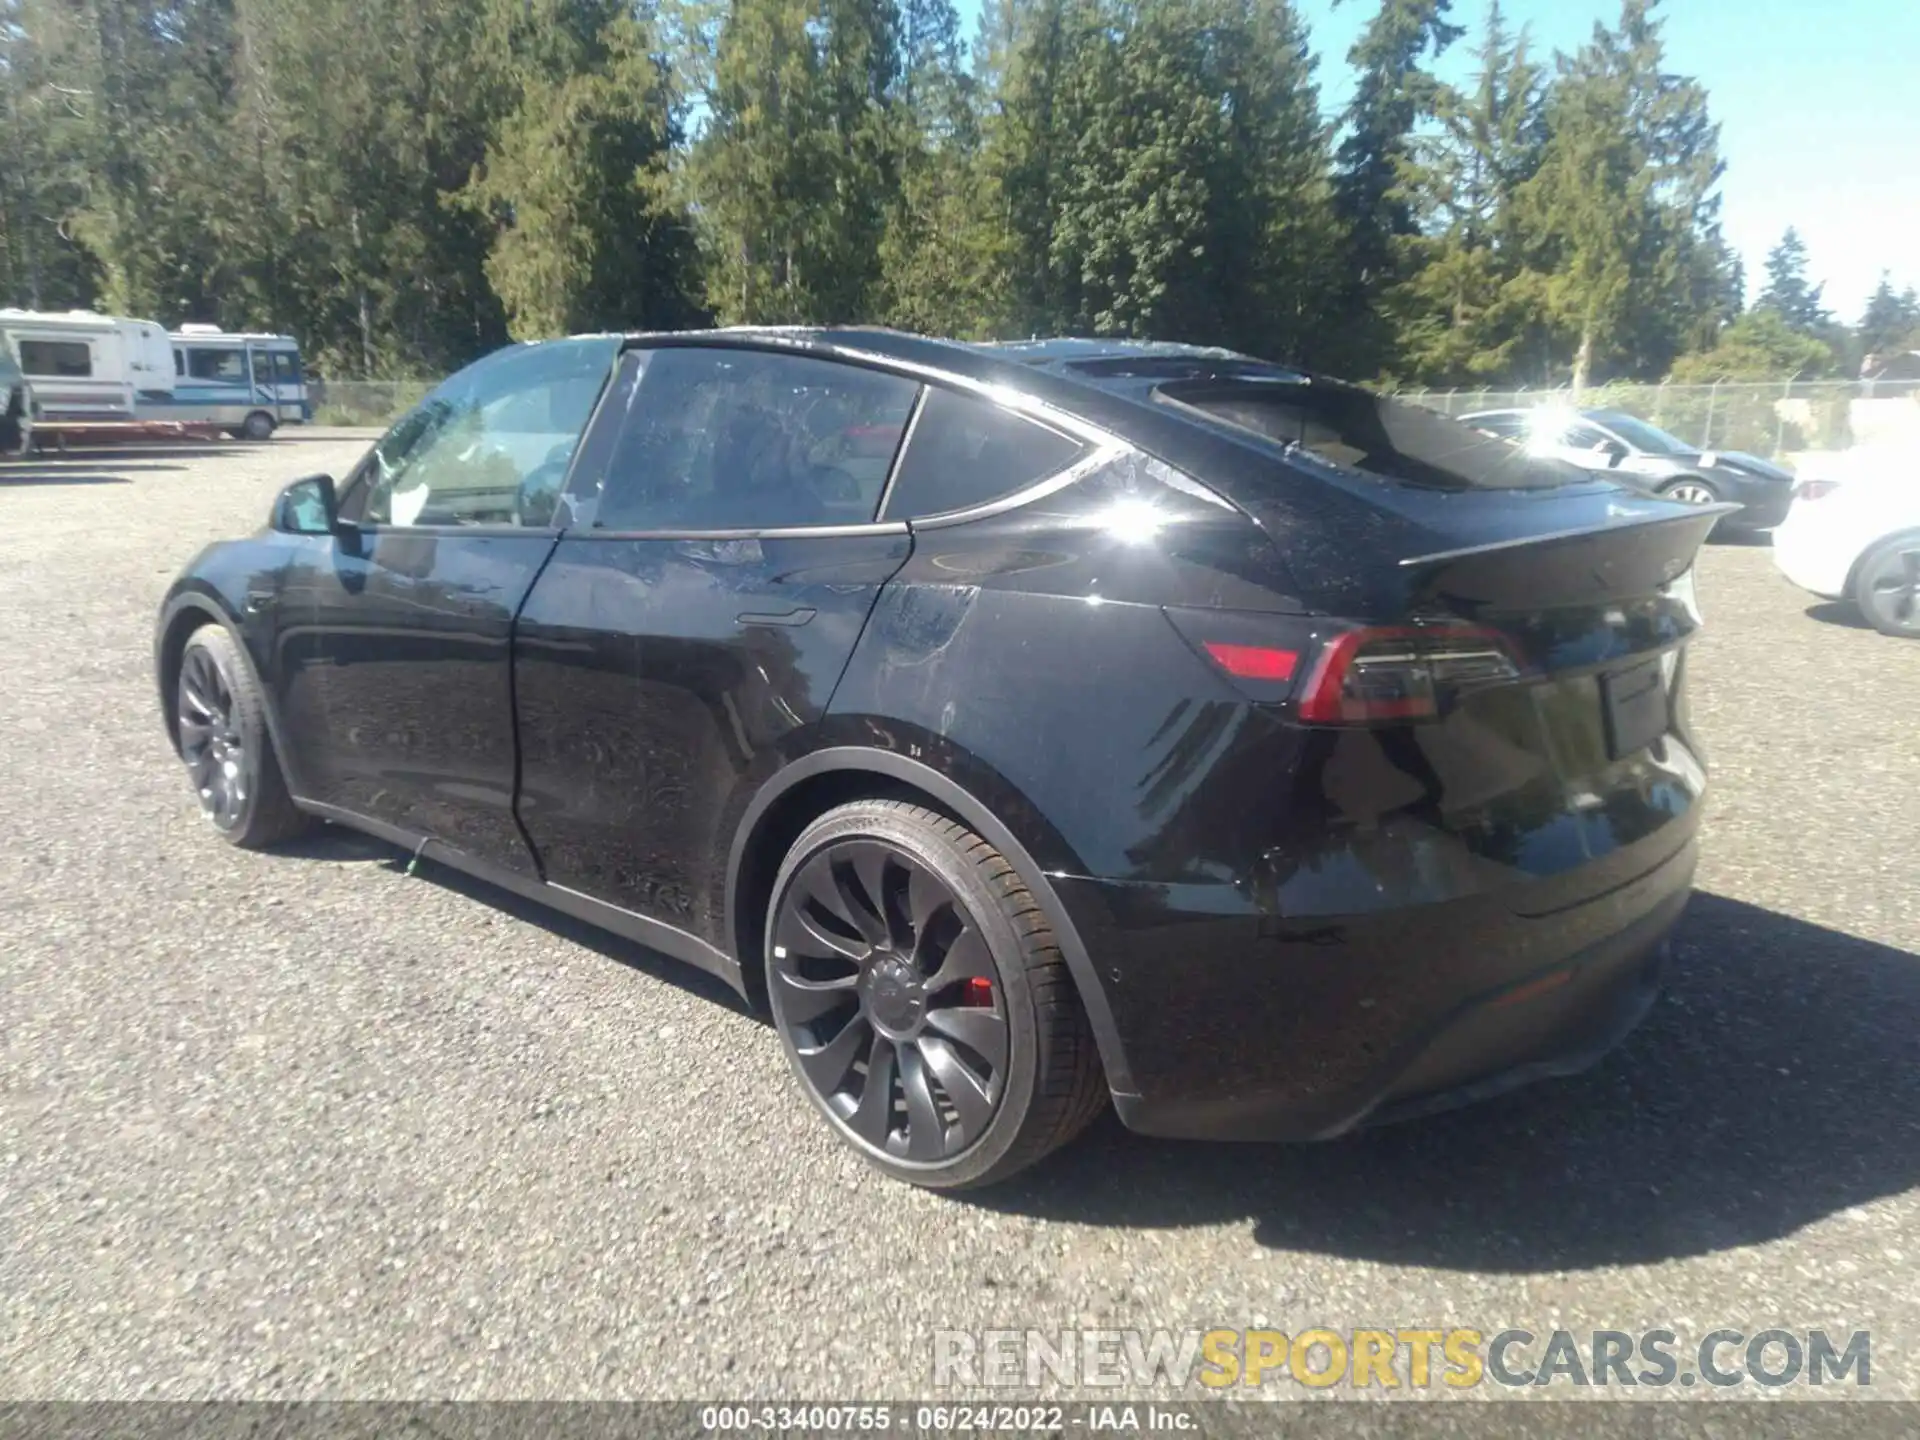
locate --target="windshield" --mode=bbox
[1591,411,1694,456]
[1160,378,1589,491]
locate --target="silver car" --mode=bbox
[1460,406,1794,534]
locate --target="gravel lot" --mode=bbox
[3,435,1917,1402]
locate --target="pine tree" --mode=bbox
[691,0,899,323]
[1327,0,1463,376]
[1858,273,1920,363]
[983,0,1335,352]
[1388,0,1546,383]
[0,2,101,306]
[1512,0,1723,389]
[875,0,1008,336]
[1754,227,1830,334]
[460,0,700,339]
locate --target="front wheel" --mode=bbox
[765,800,1107,1189]
[1660,476,1721,506]
[1852,533,1920,638]
[175,625,311,847]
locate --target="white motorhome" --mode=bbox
[0,309,175,421]
[162,325,310,439]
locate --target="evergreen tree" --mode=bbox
[0,1,102,306]
[1327,0,1463,375]
[875,0,1008,336]
[1668,306,1832,382]
[1512,0,1723,389]
[984,0,1335,353]
[1858,272,1920,362]
[691,0,899,323]
[1754,226,1830,334]
[460,0,700,339]
[1388,0,1546,383]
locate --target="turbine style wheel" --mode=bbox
[766,801,1107,1189]
[174,626,311,848]
[1662,478,1720,506]
[178,641,250,832]
[1853,534,1920,639]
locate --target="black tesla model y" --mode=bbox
[157,331,1721,1187]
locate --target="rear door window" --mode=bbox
[880,386,1088,520]
[584,347,919,532]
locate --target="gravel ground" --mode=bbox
[2,435,1916,1403]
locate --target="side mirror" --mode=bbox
[271,473,339,535]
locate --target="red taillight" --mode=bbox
[1202,642,1299,681]
[1794,479,1840,501]
[1297,625,1522,724]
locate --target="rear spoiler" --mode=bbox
[1398,505,1740,610]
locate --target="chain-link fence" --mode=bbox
[307,378,435,427]
[307,372,1920,473]
[1395,379,1920,464]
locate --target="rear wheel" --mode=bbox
[239,410,277,441]
[175,625,311,847]
[765,800,1107,1189]
[1852,533,1920,638]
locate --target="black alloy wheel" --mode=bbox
[178,641,253,832]
[771,838,1010,1160]
[765,801,1108,1188]
[173,626,310,848]
[1854,534,1920,638]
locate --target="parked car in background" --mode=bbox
[0,335,31,455]
[156,330,1720,1188]
[1772,452,1920,638]
[1461,406,1795,535]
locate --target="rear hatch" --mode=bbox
[1159,375,1724,906]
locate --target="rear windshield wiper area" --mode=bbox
[1154,376,1586,492]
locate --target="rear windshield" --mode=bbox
[1589,410,1692,456]
[1159,378,1586,491]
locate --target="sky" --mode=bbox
[953,0,1920,321]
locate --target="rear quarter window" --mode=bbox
[881,386,1088,520]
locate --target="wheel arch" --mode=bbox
[723,746,1135,1095]
[1844,526,1920,601]
[155,594,234,755]
[154,592,304,793]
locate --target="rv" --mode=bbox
[0,309,174,422]
[160,325,310,439]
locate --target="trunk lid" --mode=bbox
[1161,378,1720,905]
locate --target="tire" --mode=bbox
[240,410,277,441]
[1850,532,1920,639]
[174,625,312,848]
[765,800,1108,1189]
[1659,475,1722,507]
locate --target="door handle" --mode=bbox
[737,607,815,629]
[244,590,277,614]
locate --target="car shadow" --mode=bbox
[28,444,237,462]
[965,892,1920,1272]
[0,470,135,486]
[268,824,755,1017]
[1805,601,1871,631]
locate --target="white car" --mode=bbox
[1772,451,1920,637]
